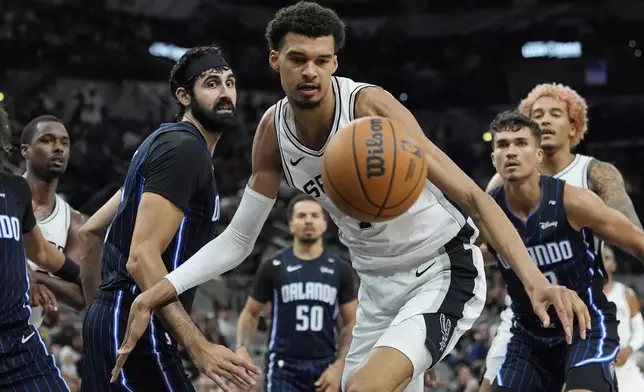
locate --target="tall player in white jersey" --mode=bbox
[21,115,93,326]
[111,3,591,392]
[602,244,644,391]
[481,84,643,391]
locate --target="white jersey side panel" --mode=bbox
[605,282,632,346]
[28,194,71,327]
[274,76,476,272]
[552,154,593,189]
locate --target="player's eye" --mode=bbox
[226,80,235,88]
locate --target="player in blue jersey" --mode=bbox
[235,195,357,392]
[487,110,644,392]
[80,45,259,391]
[0,104,83,391]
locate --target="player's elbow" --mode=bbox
[126,246,154,280]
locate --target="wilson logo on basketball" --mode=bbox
[365,118,386,179]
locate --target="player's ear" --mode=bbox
[175,87,191,107]
[269,50,280,72]
[331,55,338,75]
[20,144,29,159]
[536,147,543,165]
[490,151,497,170]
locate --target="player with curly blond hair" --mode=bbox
[481,83,642,392]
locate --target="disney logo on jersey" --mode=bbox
[497,240,573,269]
[365,118,386,179]
[281,282,338,306]
[0,215,21,241]
[539,221,558,230]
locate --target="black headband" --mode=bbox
[176,52,230,87]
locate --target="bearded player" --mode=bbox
[112,3,591,392]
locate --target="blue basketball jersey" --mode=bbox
[250,248,356,359]
[489,176,612,328]
[99,121,219,312]
[0,174,37,328]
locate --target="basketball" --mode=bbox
[322,116,427,223]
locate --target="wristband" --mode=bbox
[54,257,80,282]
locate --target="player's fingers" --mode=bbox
[551,291,572,344]
[222,362,256,387]
[533,301,550,329]
[110,352,130,383]
[315,378,329,392]
[205,371,231,392]
[231,355,261,375]
[43,289,57,312]
[572,294,589,339]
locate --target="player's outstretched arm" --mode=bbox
[564,184,644,261]
[356,87,591,342]
[25,223,81,283]
[81,188,122,237]
[587,159,642,229]
[113,109,282,387]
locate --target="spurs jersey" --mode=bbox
[27,194,71,327]
[273,76,476,273]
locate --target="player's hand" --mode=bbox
[111,294,152,383]
[190,343,260,392]
[233,347,261,392]
[29,282,58,314]
[314,361,343,392]
[529,283,591,344]
[615,346,633,367]
[423,369,442,388]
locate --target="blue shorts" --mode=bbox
[493,307,619,392]
[0,323,69,391]
[264,353,335,392]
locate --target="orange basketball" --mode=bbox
[322,116,427,223]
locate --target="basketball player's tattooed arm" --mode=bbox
[356,87,591,342]
[587,159,642,230]
[564,184,644,262]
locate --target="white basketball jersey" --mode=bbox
[605,282,632,346]
[273,76,476,273]
[552,154,593,189]
[28,194,71,327]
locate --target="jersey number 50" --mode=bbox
[295,305,324,332]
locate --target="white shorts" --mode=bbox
[615,361,644,392]
[483,307,514,382]
[341,244,487,392]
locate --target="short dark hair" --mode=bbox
[168,44,228,120]
[489,110,541,146]
[21,115,63,145]
[0,104,11,162]
[265,1,346,52]
[286,194,325,222]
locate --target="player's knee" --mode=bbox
[344,371,406,392]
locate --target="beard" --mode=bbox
[293,99,321,110]
[189,97,237,133]
[297,234,320,245]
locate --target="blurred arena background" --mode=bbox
[3,0,644,390]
